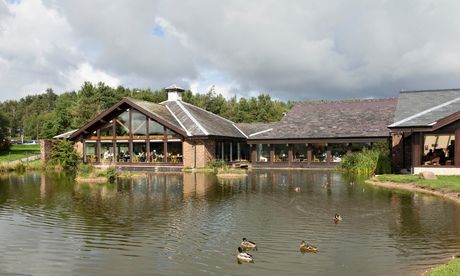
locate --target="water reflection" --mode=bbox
[0,171,459,275]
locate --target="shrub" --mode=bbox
[340,140,392,175]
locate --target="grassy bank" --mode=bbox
[372,174,460,194]
[0,144,40,163]
[426,257,460,275]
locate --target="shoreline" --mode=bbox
[365,180,460,275]
[365,180,460,205]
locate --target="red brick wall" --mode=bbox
[183,139,216,168]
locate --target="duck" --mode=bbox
[294,187,301,192]
[323,181,330,188]
[241,238,257,250]
[237,247,254,263]
[300,241,318,253]
[334,214,342,222]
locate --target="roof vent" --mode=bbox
[166,84,185,101]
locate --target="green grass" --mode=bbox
[429,257,460,275]
[0,144,41,163]
[373,174,460,193]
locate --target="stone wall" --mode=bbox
[40,139,54,163]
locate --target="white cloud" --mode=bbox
[2,0,460,102]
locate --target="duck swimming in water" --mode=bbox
[294,187,300,192]
[241,238,257,250]
[300,241,318,253]
[334,214,342,222]
[237,247,254,263]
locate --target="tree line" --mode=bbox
[0,81,300,143]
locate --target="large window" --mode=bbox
[116,142,129,162]
[331,143,347,162]
[423,134,454,165]
[167,142,183,163]
[85,143,97,162]
[149,119,164,138]
[116,111,130,138]
[311,143,326,162]
[132,110,147,138]
[292,144,307,162]
[274,144,288,162]
[257,144,270,162]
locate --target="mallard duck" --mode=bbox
[323,181,330,188]
[300,241,318,253]
[237,247,254,262]
[241,238,257,250]
[334,214,342,222]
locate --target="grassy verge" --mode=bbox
[372,174,460,194]
[428,257,460,275]
[0,144,41,163]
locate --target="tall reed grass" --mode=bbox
[340,145,392,175]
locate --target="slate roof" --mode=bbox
[161,100,247,138]
[250,98,398,140]
[389,89,460,128]
[235,122,277,137]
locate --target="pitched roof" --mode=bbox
[250,98,398,139]
[162,100,247,138]
[389,89,460,128]
[69,97,247,141]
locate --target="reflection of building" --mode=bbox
[389,89,460,174]
[53,85,459,172]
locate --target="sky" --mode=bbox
[1,0,460,103]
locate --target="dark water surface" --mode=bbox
[0,171,459,276]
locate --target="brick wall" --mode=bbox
[183,139,216,168]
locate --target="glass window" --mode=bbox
[331,143,347,162]
[132,109,147,138]
[101,143,114,163]
[149,119,164,138]
[311,143,326,162]
[292,144,307,162]
[274,144,288,162]
[150,142,165,162]
[423,134,454,165]
[133,142,147,163]
[85,143,96,162]
[115,110,130,138]
[116,142,129,162]
[166,127,181,139]
[257,144,270,162]
[100,122,113,139]
[167,142,183,163]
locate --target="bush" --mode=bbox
[51,139,81,170]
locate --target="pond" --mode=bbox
[0,170,459,275]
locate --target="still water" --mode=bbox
[0,170,459,276]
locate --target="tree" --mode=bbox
[0,111,9,150]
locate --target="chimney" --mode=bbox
[165,84,185,101]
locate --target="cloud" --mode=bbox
[1,0,460,103]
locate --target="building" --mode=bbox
[389,89,460,174]
[63,85,460,174]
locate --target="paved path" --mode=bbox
[6,154,40,165]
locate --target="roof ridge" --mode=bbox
[298,97,397,105]
[176,101,209,135]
